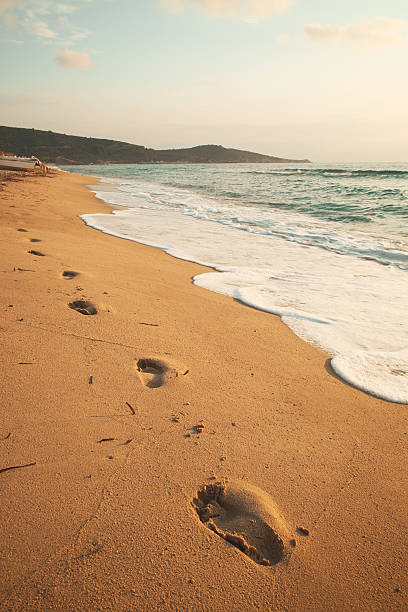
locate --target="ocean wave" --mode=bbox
[88,177,408,270]
[67,161,408,403]
[245,168,408,178]
[80,202,408,403]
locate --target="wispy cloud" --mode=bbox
[0,0,22,11]
[57,15,90,42]
[0,0,21,24]
[159,0,292,19]
[29,19,55,38]
[305,17,408,49]
[2,0,93,44]
[56,48,92,69]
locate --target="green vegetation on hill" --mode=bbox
[0,126,310,165]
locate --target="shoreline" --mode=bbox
[59,158,312,165]
[0,170,406,611]
[81,170,408,405]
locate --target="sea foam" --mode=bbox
[80,171,408,404]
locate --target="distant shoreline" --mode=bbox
[0,125,311,166]
[61,159,311,166]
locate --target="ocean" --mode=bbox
[66,162,408,404]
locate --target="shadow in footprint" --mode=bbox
[17,228,28,232]
[62,270,79,280]
[28,250,45,256]
[30,238,41,243]
[136,358,178,388]
[69,300,98,316]
[193,480,292,567]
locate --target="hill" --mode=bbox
[0,126,310,165]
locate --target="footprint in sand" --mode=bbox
[68,300,98,316]
[136,358,178,388]
[62,270,79,280]
[193,480,293,566]
[30,238,41,243]
[17,228,28,232]
[28,250,45,256]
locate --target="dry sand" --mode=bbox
[0,170,407,611]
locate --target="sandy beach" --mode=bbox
[0,169,406,611]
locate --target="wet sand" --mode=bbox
[0,170,406,611]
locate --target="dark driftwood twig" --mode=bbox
[0,462,36,474]
[126,401,136,415]
[138,322,159,326]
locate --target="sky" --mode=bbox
[1,0,407,161]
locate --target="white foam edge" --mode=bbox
[80,211,408,405]
[80,213,219,269]
[331,349,408,404]
[197,272,408,403]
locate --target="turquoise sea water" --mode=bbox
[69,162,408,268]
[67,162,408,403]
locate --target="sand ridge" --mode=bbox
[0,170,407,611]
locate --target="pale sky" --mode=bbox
[1,0,407,161]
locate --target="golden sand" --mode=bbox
[0,170,406,611]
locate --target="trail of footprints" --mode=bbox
[17,228,304,570]
[18,229,96,314]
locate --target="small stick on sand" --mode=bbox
[138,322,159,327]
[125,401,136,415]
[0,462,36,475]
[119,439,133,446]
